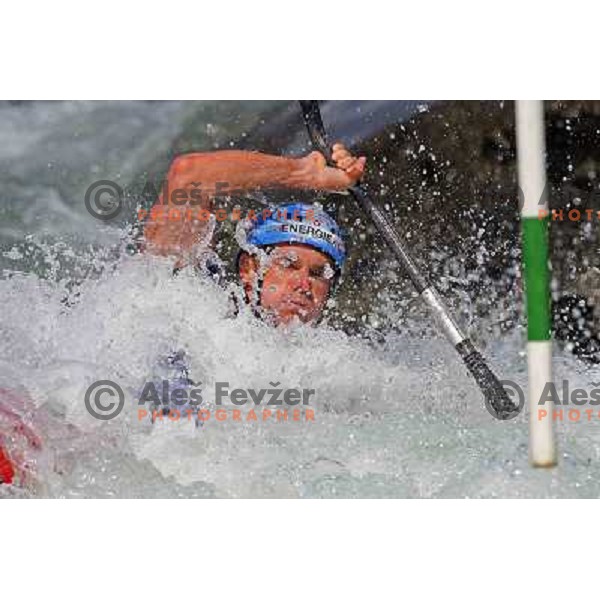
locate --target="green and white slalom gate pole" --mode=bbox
[516,100,557,468]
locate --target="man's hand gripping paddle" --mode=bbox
[299,101,520,419]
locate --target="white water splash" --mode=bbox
[1,246,600,498]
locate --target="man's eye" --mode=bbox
[309,268,326,279]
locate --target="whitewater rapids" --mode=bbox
[1,247,600,498]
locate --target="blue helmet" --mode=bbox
[243,203,346,270]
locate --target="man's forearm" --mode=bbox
[165,150,316,202]
[142,144,364,261]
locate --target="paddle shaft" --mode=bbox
[299,100,519,419]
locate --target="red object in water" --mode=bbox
[0,388,44,486]
[0,445,15,485]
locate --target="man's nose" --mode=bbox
[292,269,312,293]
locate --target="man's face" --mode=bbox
[239,244,335,326]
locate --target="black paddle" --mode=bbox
[299,100,519,420]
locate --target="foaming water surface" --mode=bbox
[1,249,600,498]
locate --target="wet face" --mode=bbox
[238,244,335,326]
